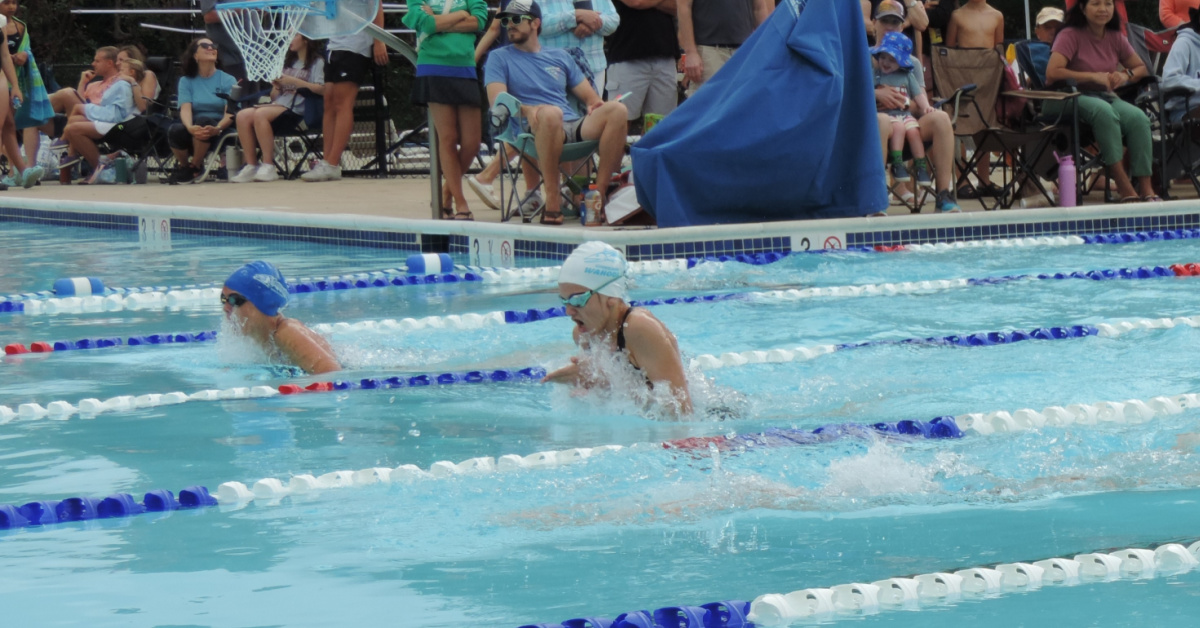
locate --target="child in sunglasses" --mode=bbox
[542,241,692,416]
[221,261,341,375]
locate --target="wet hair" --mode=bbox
[1062,0,1122,32]
[180,38,215,78]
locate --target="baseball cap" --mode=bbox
[1036,7,1064,26]
[875,0,906,21]
[498,0,541,20]
[871,31,914,70]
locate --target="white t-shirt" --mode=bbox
[274,56,326,115]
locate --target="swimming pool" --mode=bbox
[4,220,1200,626]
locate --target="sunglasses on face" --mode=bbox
[198,42,217,50]
[220,293,247,308]
[560,276,620,308]
[499,15,533,27]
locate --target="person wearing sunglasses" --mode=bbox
[542,241,693,415]
[221,260,341,375]
[165,38,237,184]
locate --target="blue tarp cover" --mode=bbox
[631,0,887,227]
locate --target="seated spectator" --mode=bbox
[1163,8,1200,128]
[873,32,935,188]
[1065,0,1128,34]
[58,58,139,177]
[872,0,959,213]
[42,46,120,141]
[166,37,236,184]
[483,0,628,225]
[1036,6,1064,43]
[1163,0,1200,29]
[117,44,161,112]
[230,35,325,183]
[1045,0,1157,202]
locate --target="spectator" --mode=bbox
[872,1,959,212]
[605,0,679,131]
[302,0,387,182]
[483,0,628,225]
[200,0,248,82]
[678,0,772,95]
[165,38,236,184]
[1065,0,1129,34]
[542,241,692,416]
[540,0,618,83]
[1036,6,1065,42]
[864,0,929,47]
[946,0,1003,198]
[920,0,958,87]
[58,59,138,178]
[1,0,49,183]
[42,46,120,142]
[403,0,488,219]
[231,35,325,183]
[117,45,162,112]
[1162,8,1200,127]
[1162,0,1199,28]
[1046,0,1157,201]
[466,0,514,211]
[873,32,935,188]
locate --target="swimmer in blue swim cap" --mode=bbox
[543,241,692,415]
[222,261,341,374]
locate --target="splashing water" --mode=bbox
[820,441,939,498]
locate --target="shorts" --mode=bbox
[269,109,304,135]
[167,115,230,151]
[326,50,371,84]
[888,113,920,131]
[563,117,585,143]
[410,75,482,107]
[100,117,149,152]
[605,57,678,119]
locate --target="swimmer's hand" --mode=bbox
[542,357,581,385]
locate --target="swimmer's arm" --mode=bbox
[542,356,582,385]
[625,321,693,415]
[274,323,341,375]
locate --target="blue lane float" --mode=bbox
[52,277,105,296]
[517,600,752,628]
[0,486,217,531]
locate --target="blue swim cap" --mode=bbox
[224,261,290,316]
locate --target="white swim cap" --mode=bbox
[559,241,628,300]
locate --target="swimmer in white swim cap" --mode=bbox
[543,241,693,415]
[222,260,341,375]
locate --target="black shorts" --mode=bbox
[167,116,230,151]
[101,118,149,151]
[326,50,371,84]
[269,109,304,135]
[410,75,482,107]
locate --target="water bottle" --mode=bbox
[1055,151,1075,207]
[583,184,602,226]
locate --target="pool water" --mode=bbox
[4,224,1200,626]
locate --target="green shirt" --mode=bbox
[402,0,488,69]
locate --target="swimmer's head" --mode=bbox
[558,241,628,301]
[223,260,290,317]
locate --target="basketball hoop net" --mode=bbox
[216,0,311,82]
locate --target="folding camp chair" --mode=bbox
[271,87,324,179]
[488,92,599,223]
[1128,23,1179,77]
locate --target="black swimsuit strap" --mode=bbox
[616,306,636,351]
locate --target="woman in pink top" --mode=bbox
[1046,0,1158,202]
[1161,0,1197,28]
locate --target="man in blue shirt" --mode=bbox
[484,0,628,225]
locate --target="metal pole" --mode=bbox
[1025,0,1032,40]
[373,64,388,179]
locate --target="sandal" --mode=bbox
[540,211,564,225]
[1141,195,1163,203]
[453,211,474,221]
[1119,195,1141,204]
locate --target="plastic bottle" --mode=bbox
[583,184,603,226]
[1055,151,1075,207]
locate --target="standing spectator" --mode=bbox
[200,0,248,82]
[1163,0,1199,28]
[166,38,236,184]
[539,0,618,84]
[678,0,772,95]
[1046,0,1156,201]
[0,0,49,185]
[302,0,388,182]
[605,0,679,131]
[403,0,488,219]
[231,35,325,183]
[117,45,162,111]
[946,0,1003,198]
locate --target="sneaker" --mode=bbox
[48,138,69,152]
[890,161,910,182]
[466,175,499,210]
[58,153,83,170]
[518,189,544,216]
[253,163,279,182]
[0,175,14,188]
[230,164,258,183]
[913,162,933,188]
[300,160,341,182]
[20,166,43,189]
[166,164,199,185]
[935,189,961,213]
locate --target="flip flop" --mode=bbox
[1141,195,1163,203]
[1119,196,1140,204]
[540,211,564,225]
[453,211,474,221]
